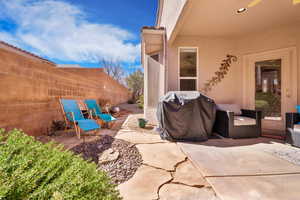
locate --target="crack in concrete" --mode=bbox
[171,181,206,188]
[154,157,211,200]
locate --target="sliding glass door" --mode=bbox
[255,59,282,120]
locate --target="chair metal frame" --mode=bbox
[59,99,98,139]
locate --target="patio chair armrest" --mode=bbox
[214,110,234,136]
[286,113,300,129]
[241,109,262,120]
[216,110,234,124]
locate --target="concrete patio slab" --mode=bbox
[159,183,219,200]
[173,160,208,187]
[179,139,300,177]
[118,165,172,200]
[207,174,300,200]
[137,143,186,171]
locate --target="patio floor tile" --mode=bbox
[115,130,167,144]
[179,139,300,177]
[137,143,186,171]
[172,160,208,187]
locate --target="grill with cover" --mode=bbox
[157,91,216,142]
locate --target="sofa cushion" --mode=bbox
[217,104,242,116]
[293,124,300,132]
[234,116,256,126]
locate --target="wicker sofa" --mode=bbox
[286,113,300,148]
[213,104,262,139]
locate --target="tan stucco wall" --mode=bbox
[59,68,130,104]
[0,48,131,136]
[159,0,187,40]
[167,36,239,104]
[236,23,300,104]
[167,23,300,105]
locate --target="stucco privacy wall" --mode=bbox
[0,48,130,136]
[59,68,130,105]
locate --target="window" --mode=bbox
[179,48,198,91]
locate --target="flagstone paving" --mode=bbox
[136,143,186,171]
[115,130,167,144]
[159,184,219,200]
[116,114,219,200]
[118,165,172,200]
[172,160,208,187]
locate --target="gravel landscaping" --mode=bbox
[269,145,300,166]
[71,135,142,184]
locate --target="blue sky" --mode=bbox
[0,0,157,74]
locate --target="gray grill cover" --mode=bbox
[157,91,216,142]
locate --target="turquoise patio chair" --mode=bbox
[84,99,116,124]
[60,99,100,139]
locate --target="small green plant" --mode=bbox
[0,129,121,200]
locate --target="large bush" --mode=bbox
[0,129,121,200]
[137,95,144,110]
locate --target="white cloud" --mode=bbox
[0,0,140,63]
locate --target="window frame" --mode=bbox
[178,47,199,91]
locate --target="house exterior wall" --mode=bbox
[0,48,131,136]
[235,23,300,104]
[167,36,240,104]
[159,0,187,40]
[165,23,300,106]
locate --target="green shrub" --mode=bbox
[0,129,121,200]
[137,95,144,109]
[255,100,269,108]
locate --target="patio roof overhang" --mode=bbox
[141,27,165,55]
[173,0,300,39]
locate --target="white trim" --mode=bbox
[178,47,199,91]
